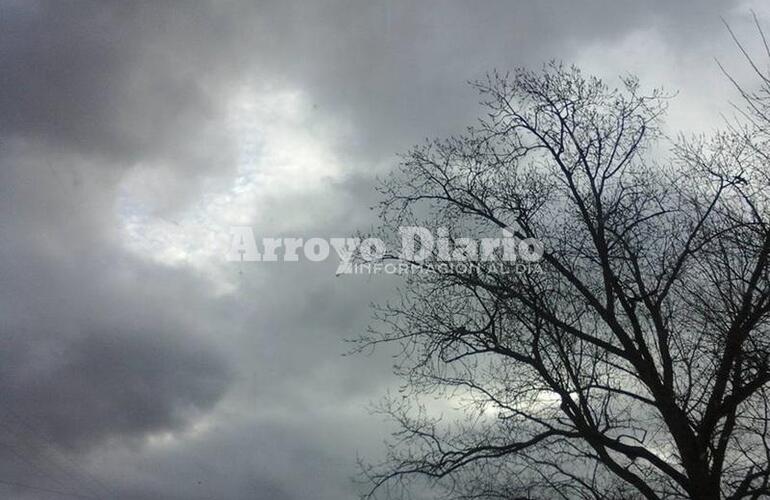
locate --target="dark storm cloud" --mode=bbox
[0,145,232,450]
[0,0,753,498]
[90,410,384,500]
[0,1,229,164]
[0,142,233,497]
[0,262,231,451]
[0,0,737,165]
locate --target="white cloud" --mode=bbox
[116,84,350,293]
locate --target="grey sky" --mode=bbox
[0,1,767,498]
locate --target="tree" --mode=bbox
[358,56,770,500]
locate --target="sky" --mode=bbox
[0,1,769,498]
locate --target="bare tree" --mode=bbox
[357,56,770,500]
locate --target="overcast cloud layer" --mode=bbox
[1,1,768,498]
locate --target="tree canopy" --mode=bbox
[359,57,770,500]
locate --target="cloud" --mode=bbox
[0,0,756,498]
